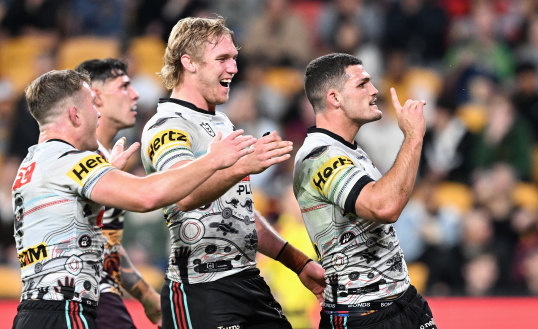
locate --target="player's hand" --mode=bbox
[298,260,326,305]
[390,87,426,140]
[206,129,256,170]
[109,137,140,170]
[238,131,293,174]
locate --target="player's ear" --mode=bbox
[327,89,341,108]
[181,55,196,73]
[92,88,103,107]
[68,106,81,127]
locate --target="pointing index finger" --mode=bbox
[390,87,402,111]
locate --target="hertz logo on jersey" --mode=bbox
[18,242,48,268]
[311,156,354,194]
[67,154,111,186]
[147,129,190,162]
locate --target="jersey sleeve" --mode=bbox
[64,150,115,199]
[302,145,374,214]
[141,117,196,172]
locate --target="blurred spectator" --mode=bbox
[471,93,533,181]
[515,14,538,69]
[383,0,449,65]
[241,0,314,68]
[132,0,210,40]
[461,251,500,296]
[318,0,383,52]
[419,93,474,183]
[444,0,514,82]
[511,61,538,143]
[521,247,538,294]
[1,0,67,37]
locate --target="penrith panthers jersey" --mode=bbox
[141,98,257,284]
[293,127,410,306]
[12,139,114,307]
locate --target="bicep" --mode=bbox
[90,169,144,211]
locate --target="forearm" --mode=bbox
[366,137,423,221]
[175,162,249,211]
[255,211,312,274]
[118,246,154,301]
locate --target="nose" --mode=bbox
[129,86,139,100]
[228,59,238,74]
[369,82,378,96]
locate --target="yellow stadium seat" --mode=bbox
[0,35,56,93]
[456,103,487,133]
[433,181,474,213]
[57,37,120,70]
[407,262,429,294]
[127,36,165,83]
[512,182,538,211]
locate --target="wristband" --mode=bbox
[296,259,313,276]
[276,241,311,275]
[275,242,289,261]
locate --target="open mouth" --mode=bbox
[131,105,137,112]
[369,96,378,106]
[220,79,231,88]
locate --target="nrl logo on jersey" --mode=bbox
[200,122,215,137]
[311,156,354,193]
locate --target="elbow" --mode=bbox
[370,205,402,224]
[134,192,161,212]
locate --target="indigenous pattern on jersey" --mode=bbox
[293,127,410,306]
[95,142,125,295]
[12,139,114,306]
[141,98,257,284]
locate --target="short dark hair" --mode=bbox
[25,70,90,125]
[75,58,128,83]
[304,53,362,112]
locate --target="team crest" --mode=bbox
[200,122,215,137]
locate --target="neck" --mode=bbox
[38,129,79,149]
[171,84,215,112]
[316,112,360,144]
[96,124,117,150]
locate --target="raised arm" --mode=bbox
[174,131,293,211]
[91,130,255,212]
[355,88,426,223]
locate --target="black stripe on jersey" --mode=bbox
[159,97,216,116]
[148,117,178,130]
[307,126,358,150]
[344,175,375,214]
[59,150,86,158]
[303,145,329,161]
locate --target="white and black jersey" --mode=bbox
[12,139,114,307]
[140,98,257,284]
[293,127,410,306]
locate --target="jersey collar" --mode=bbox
[307,126,358,150]
[159,98,216,116]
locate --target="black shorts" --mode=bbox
[319,285,436,329]
[12,299,98,329]
[96,292,136,329]
[161,268,291,329]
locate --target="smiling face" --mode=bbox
[193,35,238,110]
[339,64,381,124]
[95,73,139,130]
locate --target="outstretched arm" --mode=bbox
[118,246,161,326]
[91,130,255,212]
[255,210,325,304]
